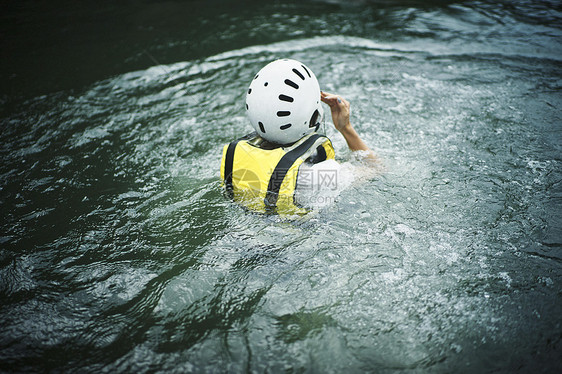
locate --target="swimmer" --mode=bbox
[220,59,379,215]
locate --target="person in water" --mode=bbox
[220,59,378,215]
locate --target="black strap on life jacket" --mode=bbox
[264,134,322,213]
[305,143,328,164]
[223,140,239,199]
[224,133,258,199]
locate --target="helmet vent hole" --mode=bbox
[280,124,292,130]
[248,88,252,94]
[284,79,299,89]
[254,74,259,80]
[279,94,294,102]
[277,111,291,117]
[292,68,305,80]
[301,65,311,78]
[246,104,248,110]
[258,122,266,133]
[264,82,268,86]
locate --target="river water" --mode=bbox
[1,0,561,372]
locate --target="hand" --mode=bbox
[320,91,351,133]
[320,90,380,165]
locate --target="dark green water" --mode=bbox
[1,0,561,372]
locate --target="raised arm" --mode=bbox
[320,91,379,162]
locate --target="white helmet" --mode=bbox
[245,59,323,145]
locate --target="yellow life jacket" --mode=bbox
[220,133,335,215]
